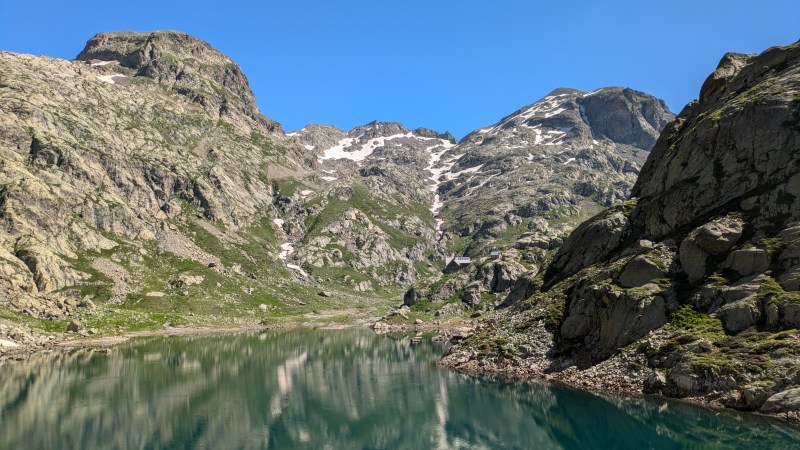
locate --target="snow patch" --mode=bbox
[300,190,313,197]
[90,60,116,67]
[319,132,415,163]
[563,157,576,165]
[273,218,285,228]
[96,74,127,85]
[321,176,337,182]
[430,194,443,214]
[286,263,309,277]
[279,243,294,260]
[304,144,315,150]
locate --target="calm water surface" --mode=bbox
[1,328,799,449]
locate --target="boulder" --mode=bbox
[643,370,667,394]
[760,388,800,414]
[258,304,268,312]
[66,320,83,333]
[694,217,744,255]
[723,248,771,277]
[79,298,96,310]
[679,238,708,282]
[618,255,666,288]
[559,281,667,358]
[318,291,333,298]
[742,386,770,410]
[0,338,20,348]
[354,281,372,292]
[778,265,800,291]
[717,296,760,333]
[176,274,204,287]
[669,361,699,394]
[544,206,631,285]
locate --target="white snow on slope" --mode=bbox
[90,60,116,67]
[480,93,570,136]
[423,140,459,236]
[279,243,294,260]
[286,263,309,277]
[96,74,127,85]
[320,133,416,162]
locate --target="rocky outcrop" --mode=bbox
[545,40,800,358]
[444,40,800,419]
[76,31,280,132]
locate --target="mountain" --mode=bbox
[401,87,673,316]
[443,40,800,417]
[0,31,397,329]
[0,30,676,352]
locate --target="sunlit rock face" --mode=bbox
[446,41,800,416]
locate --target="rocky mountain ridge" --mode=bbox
[401,87,673,317]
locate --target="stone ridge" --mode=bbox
[77,30,280,132]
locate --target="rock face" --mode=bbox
[76,31,280,132]
[444,40,800,417]
[544,41,800,358]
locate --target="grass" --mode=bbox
[668,304,726,340]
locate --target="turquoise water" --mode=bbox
[1,328,798,449]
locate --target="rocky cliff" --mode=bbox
[443,40,800,420]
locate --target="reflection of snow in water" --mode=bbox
[434,376,450,450]
[271,350,309,419]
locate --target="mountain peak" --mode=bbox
[464,87,673,152]
[76,30,280,132]
[547,87,586,97]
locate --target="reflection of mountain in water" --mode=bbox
[1,329,798,449]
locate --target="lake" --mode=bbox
[1,328,798,449]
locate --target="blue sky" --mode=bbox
[1,1,798,138]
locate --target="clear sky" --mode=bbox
[1,1,798,138]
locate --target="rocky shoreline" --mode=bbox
[441,349,800,426]
[440,319,800,426]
